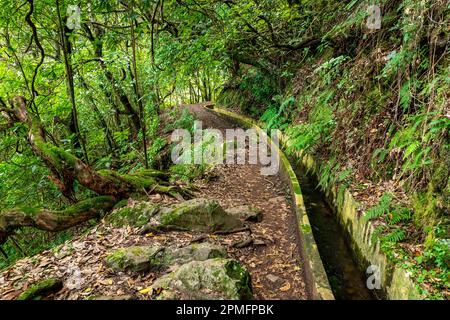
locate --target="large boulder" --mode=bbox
[107,198,244,233]
[153,198,244,232]
[105,242,227,272]
[150,259,253,300]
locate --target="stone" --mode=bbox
[16,278,63,300]
[151,259,253,300]
[166,242,227,265]
[226,205,263,222]
[106,198,244,233]
[105,245,165,272]
[106,202,160,227]
[151,198,244,232]
[105,242,227,272]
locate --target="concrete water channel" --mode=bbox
[292,166,378,300]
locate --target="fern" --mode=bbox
[387,206,412,225]
[381,229,406,244]
[364,192,393,221]
[371,225,387,245]
[317,160,338,191]
[337,168,352,183]
[260,96,295,130]
[403,141,420,159]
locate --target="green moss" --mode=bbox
[105,246,164,272]
[35,139,78,171]
[18,207,41,216]
[156,199,242,232]
[121,174,157,189]
[151,259,253,300]
[59,196,116,216]
[301,224,312,234]
[16,278,62,300]
[105,243,226,272]
[225,260,253,300]
[106,203,159,227]
[412,188,441,236]
[113,199,129,209]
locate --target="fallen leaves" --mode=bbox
[138,287,151,295]
[280,283,291,292]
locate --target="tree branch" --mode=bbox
[25,0,45,104]
[0,196,118,245]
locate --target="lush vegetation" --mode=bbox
[216,0,449,298]
[0,0,448,298]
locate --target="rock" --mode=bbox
[151,259,253,300]
[106,202,160,227]
[106,199,244,233]
[16,278,63,300]
[226,205,263,222]
[166,242,227,265]
[105,246,165,272]
[105,242,227,272]
[151,198,244,233]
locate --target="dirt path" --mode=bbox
[187,104,307,299]
[0,105,307,300]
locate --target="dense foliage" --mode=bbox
[0,0,448,298]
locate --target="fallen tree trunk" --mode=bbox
[0,196,117,245]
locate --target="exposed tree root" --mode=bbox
[0,196,118,245]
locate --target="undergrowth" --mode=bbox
[218,0,449,298]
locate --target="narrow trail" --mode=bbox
[0,105,308,300]
[188,104,307,299]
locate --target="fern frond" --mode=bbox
[381,229,406,243]
[364,192,392,221]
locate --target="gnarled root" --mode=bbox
[0,196,118,245]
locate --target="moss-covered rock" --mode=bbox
[105,245,165,272]
[106,202,160,227]
[150,259,253,300]
[165,242,227,265]
[105,199,244,233]
[153,198,244,232]
[105,243,227,272]
[225,205,263,222]
[16,278,63,300]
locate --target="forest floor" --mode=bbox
[0,104,307,300]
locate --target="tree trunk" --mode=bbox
[82,23,141,138]
[8,96,133,198]
[129,12,149,168]
[56,0,89,164]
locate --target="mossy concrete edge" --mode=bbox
[205,106,334,300]
[279,145,425,300]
